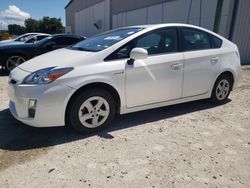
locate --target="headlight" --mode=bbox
[22,67,73,84]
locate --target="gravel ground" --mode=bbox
[0,67,249,188]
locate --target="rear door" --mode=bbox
[181,27,222,97]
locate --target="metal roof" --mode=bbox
[65,0,74,9]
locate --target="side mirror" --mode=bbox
[128,48,148,65]
[130,48,148,60]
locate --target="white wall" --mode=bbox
[75,0,110,37]
[65,26,72,34]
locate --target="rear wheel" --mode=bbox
[67,89,116,133]
[5,55,26,72]
[211,74,233,104]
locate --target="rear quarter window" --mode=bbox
[210,35,223,48]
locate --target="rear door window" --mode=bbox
[181,28,211,51]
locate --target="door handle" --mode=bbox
[171,63,182,70]
[211,57,219,64]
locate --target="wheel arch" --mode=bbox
[65,82,121,125]
[3,52,29,72]
[4,52,28,61]
[3,52,28,66]
[216,70,234,87]
[211,70,235,96]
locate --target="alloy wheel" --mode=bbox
[216,79,230,100]
[6,56,25,71]
[78,96,110,128]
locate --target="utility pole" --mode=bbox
[199,0,203,26]
[187,0,193,24]
[109,0,113,30]
[214,0,224,33]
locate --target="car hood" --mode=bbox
[0,41,23,47]
[0,39,12,43]
[17,48,95,72]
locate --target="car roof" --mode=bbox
[125,23,208,30]
[31,34,51,37]
[23,33,49,35]
[123,23,224,39]
[34,33,51,36]
[51,34,83,38]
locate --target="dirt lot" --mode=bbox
[0,67,249,188]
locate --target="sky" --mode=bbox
[0,0,69,30]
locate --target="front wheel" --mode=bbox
[67,89,116,133]
[5,55,26,72]
[210,74,233,104]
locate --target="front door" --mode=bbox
[125,28,184,108]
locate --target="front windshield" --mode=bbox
[25,36,38,44]
[14,34,36,42]
[72,27,144,52]
[25,35,49,44]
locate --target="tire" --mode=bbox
[67,89,116,133]
[5,55,26,73]
[210,74,233,104]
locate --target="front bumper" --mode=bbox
[8,80,74,127]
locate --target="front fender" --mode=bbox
[58,73,126,120]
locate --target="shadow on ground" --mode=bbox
[0,99,230,151]
[0,68,8,76]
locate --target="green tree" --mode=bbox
[25,18,39,32]
[39,16,64,34]
[8,24,26,35]
[7,17,64,35]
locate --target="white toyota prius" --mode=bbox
[8,24,241,133]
